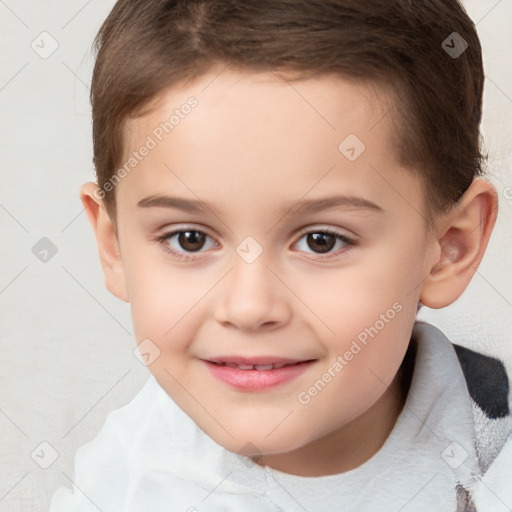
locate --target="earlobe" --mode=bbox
[80,182,129,302]
[419,178,498,309]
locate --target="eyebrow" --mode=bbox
[137,194,383,216]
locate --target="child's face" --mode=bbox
[111,68,439,471]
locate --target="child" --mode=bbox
[50,0,511,510]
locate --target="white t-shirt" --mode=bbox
[49,322,512,511]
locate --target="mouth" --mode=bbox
[201,357,317,391]
[208,361,309,371]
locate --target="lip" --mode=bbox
[201,357,316,391]
[206,356,308,366]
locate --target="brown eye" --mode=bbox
[177,230,206,252]
[294,229,355,259]
[157,228,217,259]
[306,233,337,254]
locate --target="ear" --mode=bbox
[80,182,129,302]
[419,178,498,309]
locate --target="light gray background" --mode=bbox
[0,1,511,510]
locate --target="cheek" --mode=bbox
[288,242,422,394]
[124,248,198,348]
[126,261,205,393]
[299,301,416,433]
[291,251,421,345]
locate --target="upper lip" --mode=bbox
[202,356,314,366]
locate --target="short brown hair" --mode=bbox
[90,0,486,224]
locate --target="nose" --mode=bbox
[214,249,292,333]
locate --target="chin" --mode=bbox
[205,423,309,458]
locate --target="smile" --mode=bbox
[212,361,298,370]
[201,358,316,391]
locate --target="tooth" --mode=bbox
[254,364,274,371]
[225,362,238,368]
[272,363,286,369]
[237,364,254,370]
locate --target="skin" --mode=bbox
[81,67,497,477]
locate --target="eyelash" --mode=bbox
[155,227,356,262]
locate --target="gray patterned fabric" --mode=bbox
[452,341,510,511]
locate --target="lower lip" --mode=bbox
[203,360,314,391]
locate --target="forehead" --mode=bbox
[125,68,393,155]
[119,68,423,224]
